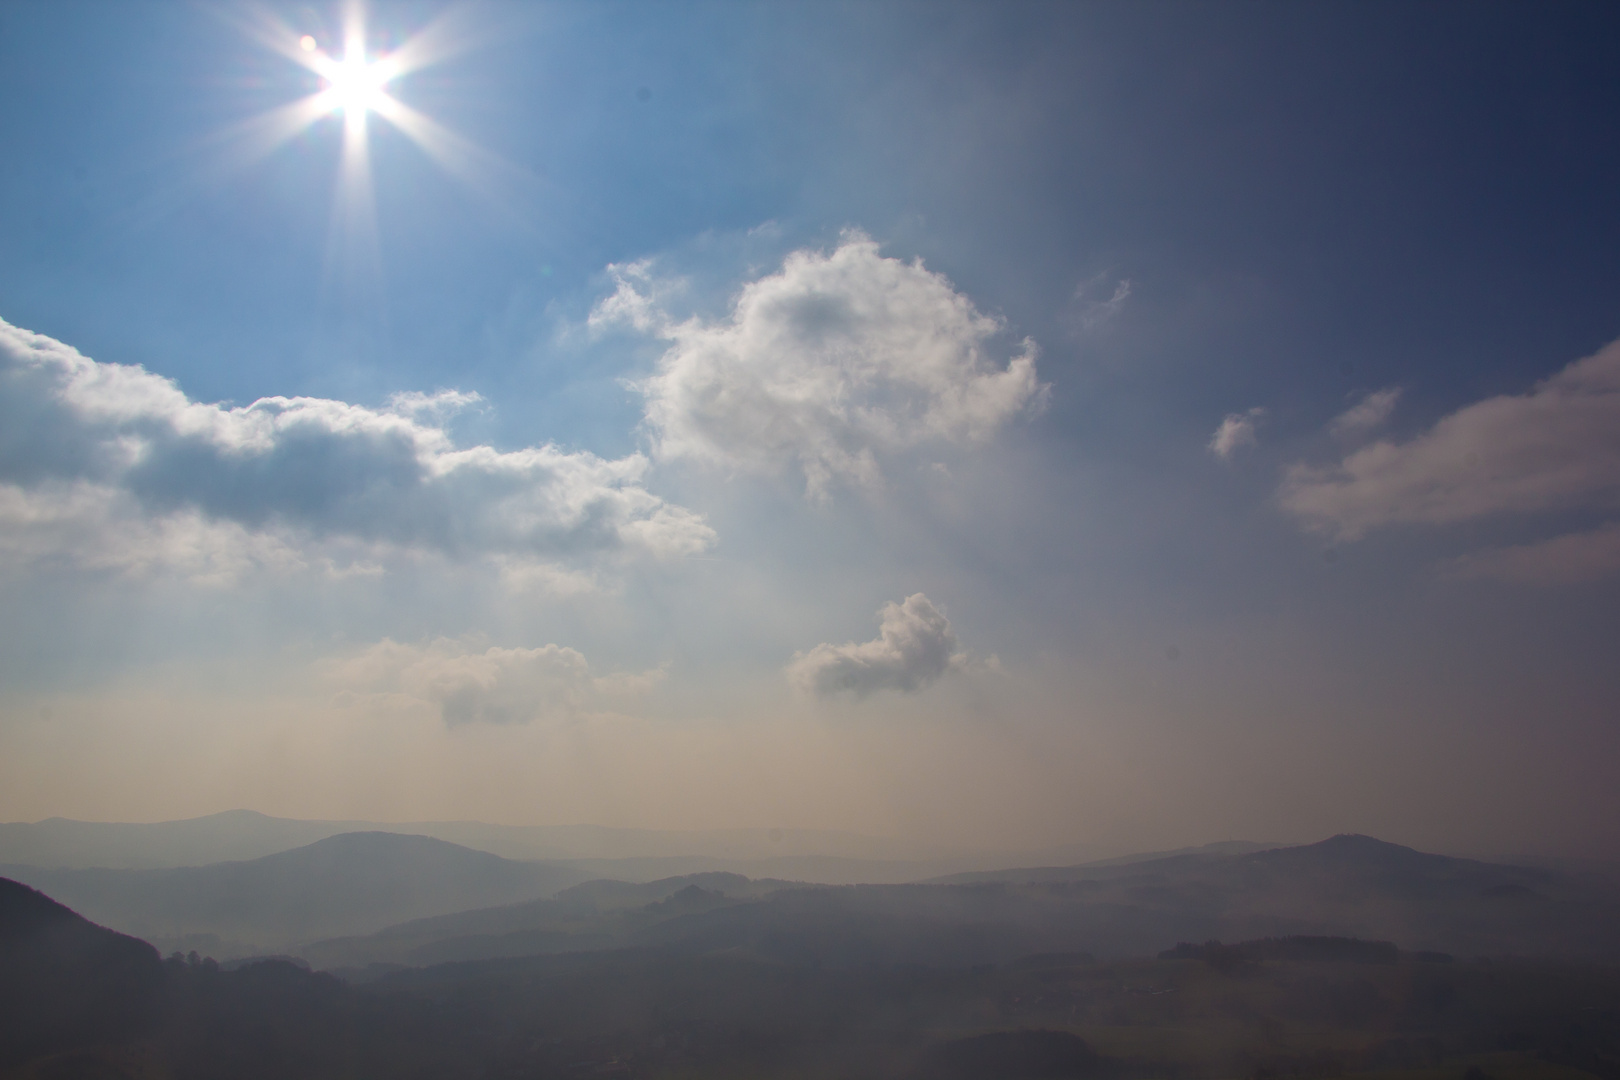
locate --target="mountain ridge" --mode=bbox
[1,831,590,955]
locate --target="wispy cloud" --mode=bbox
[1331,387,1401,437]
[1280,338,1620,540]
[1441,522,1620,585]
[0,317,711,582]
[1070,275,1132,331]
[324,636,665,726]
[597,232,1047,499]
[786,593,966,698]
[1209,407,1265,460]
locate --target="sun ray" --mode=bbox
[380,2,516,80]
[367,94,542,225]
[209,94,334,172]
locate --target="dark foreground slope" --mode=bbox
[1,831,590,955]
[0,878,163,1070]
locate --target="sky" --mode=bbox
[1,0,1618,861]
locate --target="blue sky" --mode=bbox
[1,1,1617,859]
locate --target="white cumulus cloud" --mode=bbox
[324,636,664,726]
[0,317,712,581]
[599,233,1047,498]
[1280,338,1620,540]
[1209,407,1265,460]
[786,593,966,698]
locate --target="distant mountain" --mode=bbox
[927,840,1279,884]
[0,809,364,870]
[12,830,1612,973]
[0,877,164,1068]
[296,834,1620,973]
[818,833,1605,960]
[301,871,798,971]
[2,831,591,956]
[0,809,953,870]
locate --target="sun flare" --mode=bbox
[313,43,396,120]
[220,2,526,292]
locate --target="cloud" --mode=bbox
[1071,275,1132,331]
[1280,338,1620,540]
[324,636,663,726]
[1441,522,1620,585]
[600,233,1047,498]
[0,317,712,581]
[787,593,966,698]
[386,388,484,421]
[1209,407,1265,459]
[1331,387,1401,436]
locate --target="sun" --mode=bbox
[221,1,525,289]
[309,38,397,121]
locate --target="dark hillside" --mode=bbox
[0,877,163,1068]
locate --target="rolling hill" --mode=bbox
[302,835,1620,972]
[0,831,590,956]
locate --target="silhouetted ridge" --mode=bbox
[1247,834,1434,868]
[0,873,80,938]
[0,877,163,1067]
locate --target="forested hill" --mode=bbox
[0,877,164,1069]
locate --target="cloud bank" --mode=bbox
[0,318,712,581]
[325,636,663,726]
[1280,339,1620,540]
[787,593,965,698]
[599,234,1047,498]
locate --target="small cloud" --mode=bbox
[1071,275,1132,331]
[386,388,482,420]
[786,593,967,698]
[587,259,673,336]
[1331,387,1401,437]
[1441,522,1620,585]
[1209,407,1265,460]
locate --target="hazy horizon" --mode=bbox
[2,2,1618,865]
